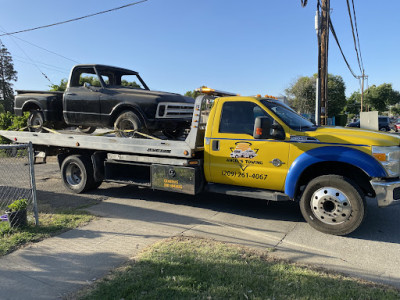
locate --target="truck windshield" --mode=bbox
[261,100,317,131]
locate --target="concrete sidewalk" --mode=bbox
[0,195,215,299]
[0,182,399,299]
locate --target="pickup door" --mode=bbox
[205,99,290,192]
[63,67,102,126]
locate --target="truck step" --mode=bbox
[205,183,290,201]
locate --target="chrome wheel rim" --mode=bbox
[310,187,353,225]
[65,163,82,186]
[118,120,136,137]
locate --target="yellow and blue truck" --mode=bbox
[1,88,399,235]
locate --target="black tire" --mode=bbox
[78,126,96,134]
[61,155,96,193]
[162,127,185,139]
[27,111,44,132]
[299,175,366,236]
[114,111,143,138]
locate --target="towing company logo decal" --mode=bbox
[227,142,262,171]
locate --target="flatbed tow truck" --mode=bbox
[1,88,400,235]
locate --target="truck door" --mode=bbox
[63,67,101,126]
[206,100,290,192]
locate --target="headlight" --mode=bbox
[372,146,400,177]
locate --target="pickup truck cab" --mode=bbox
[14,64,194,137]
[4,88,400,235]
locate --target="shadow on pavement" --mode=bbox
[35,174,400,245]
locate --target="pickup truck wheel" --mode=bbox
[162,128,185,139]
[114,111,143,138]
[78,126,96,134]
[61,155,95,193]
[299,175,366,236]
[28,111,44,132]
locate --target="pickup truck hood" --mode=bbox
[109,87,194,103]
[301,126,400,147]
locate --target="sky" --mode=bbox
[0,0,399,98]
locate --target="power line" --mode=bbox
[300,0,308,7]
[329,18,358,78]
[0,30,80,64]
[12,57,69,74]
[0,29,54,84]
[0,0,148,37]
[351,0,364,72]
[346,0,363,74]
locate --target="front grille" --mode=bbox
[393,187,400,200]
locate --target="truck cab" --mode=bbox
[202,92,400,235]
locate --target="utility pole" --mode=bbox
[319,0,330,125]
[356,72,368,112]
[315,9,321,126]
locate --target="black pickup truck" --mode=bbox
[14,64,194,137]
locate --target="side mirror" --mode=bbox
[83,82,91,89]
[253,117,272,139]
[253,117,285,140]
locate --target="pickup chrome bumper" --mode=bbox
[371,179,400,207]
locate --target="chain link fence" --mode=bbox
[0,143,38,226]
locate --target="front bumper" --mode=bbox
[371,179,400,207]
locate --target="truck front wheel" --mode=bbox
[299,175,366,235]
[61,155,98,193]
[114,111,144,138]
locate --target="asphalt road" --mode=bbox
[35,161,400,288]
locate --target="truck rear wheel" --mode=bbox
[162,128,185,139]
[28,111,44,132]
[78,126,96,134]
[299,175,366,235]
[114,111,144,138]
[61,155,97,193]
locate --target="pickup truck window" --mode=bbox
[219,101,271,135]
[261,100,316,131]
[70,67,99,87]
[120,75,144,89]
[79,73,102,87]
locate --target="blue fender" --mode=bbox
[284,146,387,198]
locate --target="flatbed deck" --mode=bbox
[0,94,211,159]
[0,130,196,158]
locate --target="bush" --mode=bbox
[7,198,28,212]
[0,112,29,144]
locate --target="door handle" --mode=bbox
[212,140,220,151]
[65,93,76,96]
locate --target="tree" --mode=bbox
[364,83,400,113]
[121,79,140,88]
[346,91,361,115]
[285,76,315,114]
[50,77,142,92]
[285,74,346,117]
[0,40,17,113]
[50,78,68,91]
[184,89,201,99]
[326,75,346,117]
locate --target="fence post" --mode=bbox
[28,142,39,226]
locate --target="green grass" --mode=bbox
[80,236,400,300]
[0,210,94,256]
